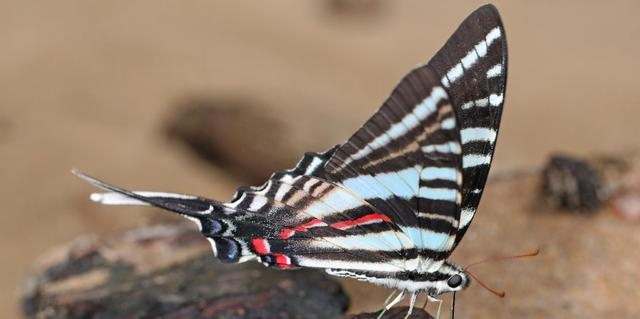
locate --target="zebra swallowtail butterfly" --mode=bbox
[76,4,506,317]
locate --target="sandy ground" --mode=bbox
[2,1,640,318]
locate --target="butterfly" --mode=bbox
[76,4,506,318]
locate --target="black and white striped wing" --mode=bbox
[324,60,463,271]
[80,149,419,273]
[324,4,506,262]
[428,4,507,246]
[220,149,420,272]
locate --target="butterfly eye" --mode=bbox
[447,274,463,288]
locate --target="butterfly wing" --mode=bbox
[78,150,419,273]
[223,149,418,272]
[428,4,508,247]
[323,61,463,273]
[323,4,507,266]
[79,4,507,282]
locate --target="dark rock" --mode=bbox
[164,96,345,185]
[345,306,433,319]
[21,223,349,319]
[322,0,385,20]
[540,154,604,212]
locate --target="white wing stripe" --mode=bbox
[298,257,413,272]
[442,26,502,88]
[304,200,337,217]
[418,187,458,202]
[461,48,479,69]
[440,117,456,130]
[485,27,502,48]
[486,64,503,78]
[341,167,419,200]
[342,175,394,199]
[274,183,292,201]
[314,189,363,211]
[308,231,414,252]
[463,154,492,168]
[420,167,459,182]
[489,93,504,106]
[475,39,488,58]
[461,93,503,110]
[461,97,488,110]
[91,191,198,205]
[374,169,419,199]
[445,64,464,87]
[422,142,461,154]
[302,179,317,192]
[206,238,218,257]
[460,128,497,144]
[249,196,267,211]
[348,86,448,162]
[460,207,476,229]
[304,157,324,175]
[399,226,455,252]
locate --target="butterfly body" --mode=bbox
[326,261,469,295]
[77,3,507,315]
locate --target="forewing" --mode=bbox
[323,64,463,270]
[428,4,507,246]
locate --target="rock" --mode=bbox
[539,154,604,212]
[345,307,433,319]
[164,96,347,185]
[21,223,350,319]
[606,151,640,221]
[322,0,385,20]
[611,193,640,221]
[538,152,640,216]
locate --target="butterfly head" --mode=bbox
[426,261,470,297]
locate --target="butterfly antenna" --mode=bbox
[464,248,540,270]
[466,270,506,298]
[463,248,540,298]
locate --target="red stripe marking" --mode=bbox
[251,238,270,254]
[293,218,326,232]
[273,253,293,269]
[280,218,329,239]
[330,213,392,230]
[279,228,295,239]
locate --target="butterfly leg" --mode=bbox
[376,290,398,319]
[420,295,429,312]
[383,290,399,306]
[435,298,443,319]
[403,293,418,319]
[377,290,406,319]
[425,295,443,319]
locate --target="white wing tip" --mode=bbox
[89,192,149,206]
[89,193,104,202]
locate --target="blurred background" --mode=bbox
[2,1,640,318]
